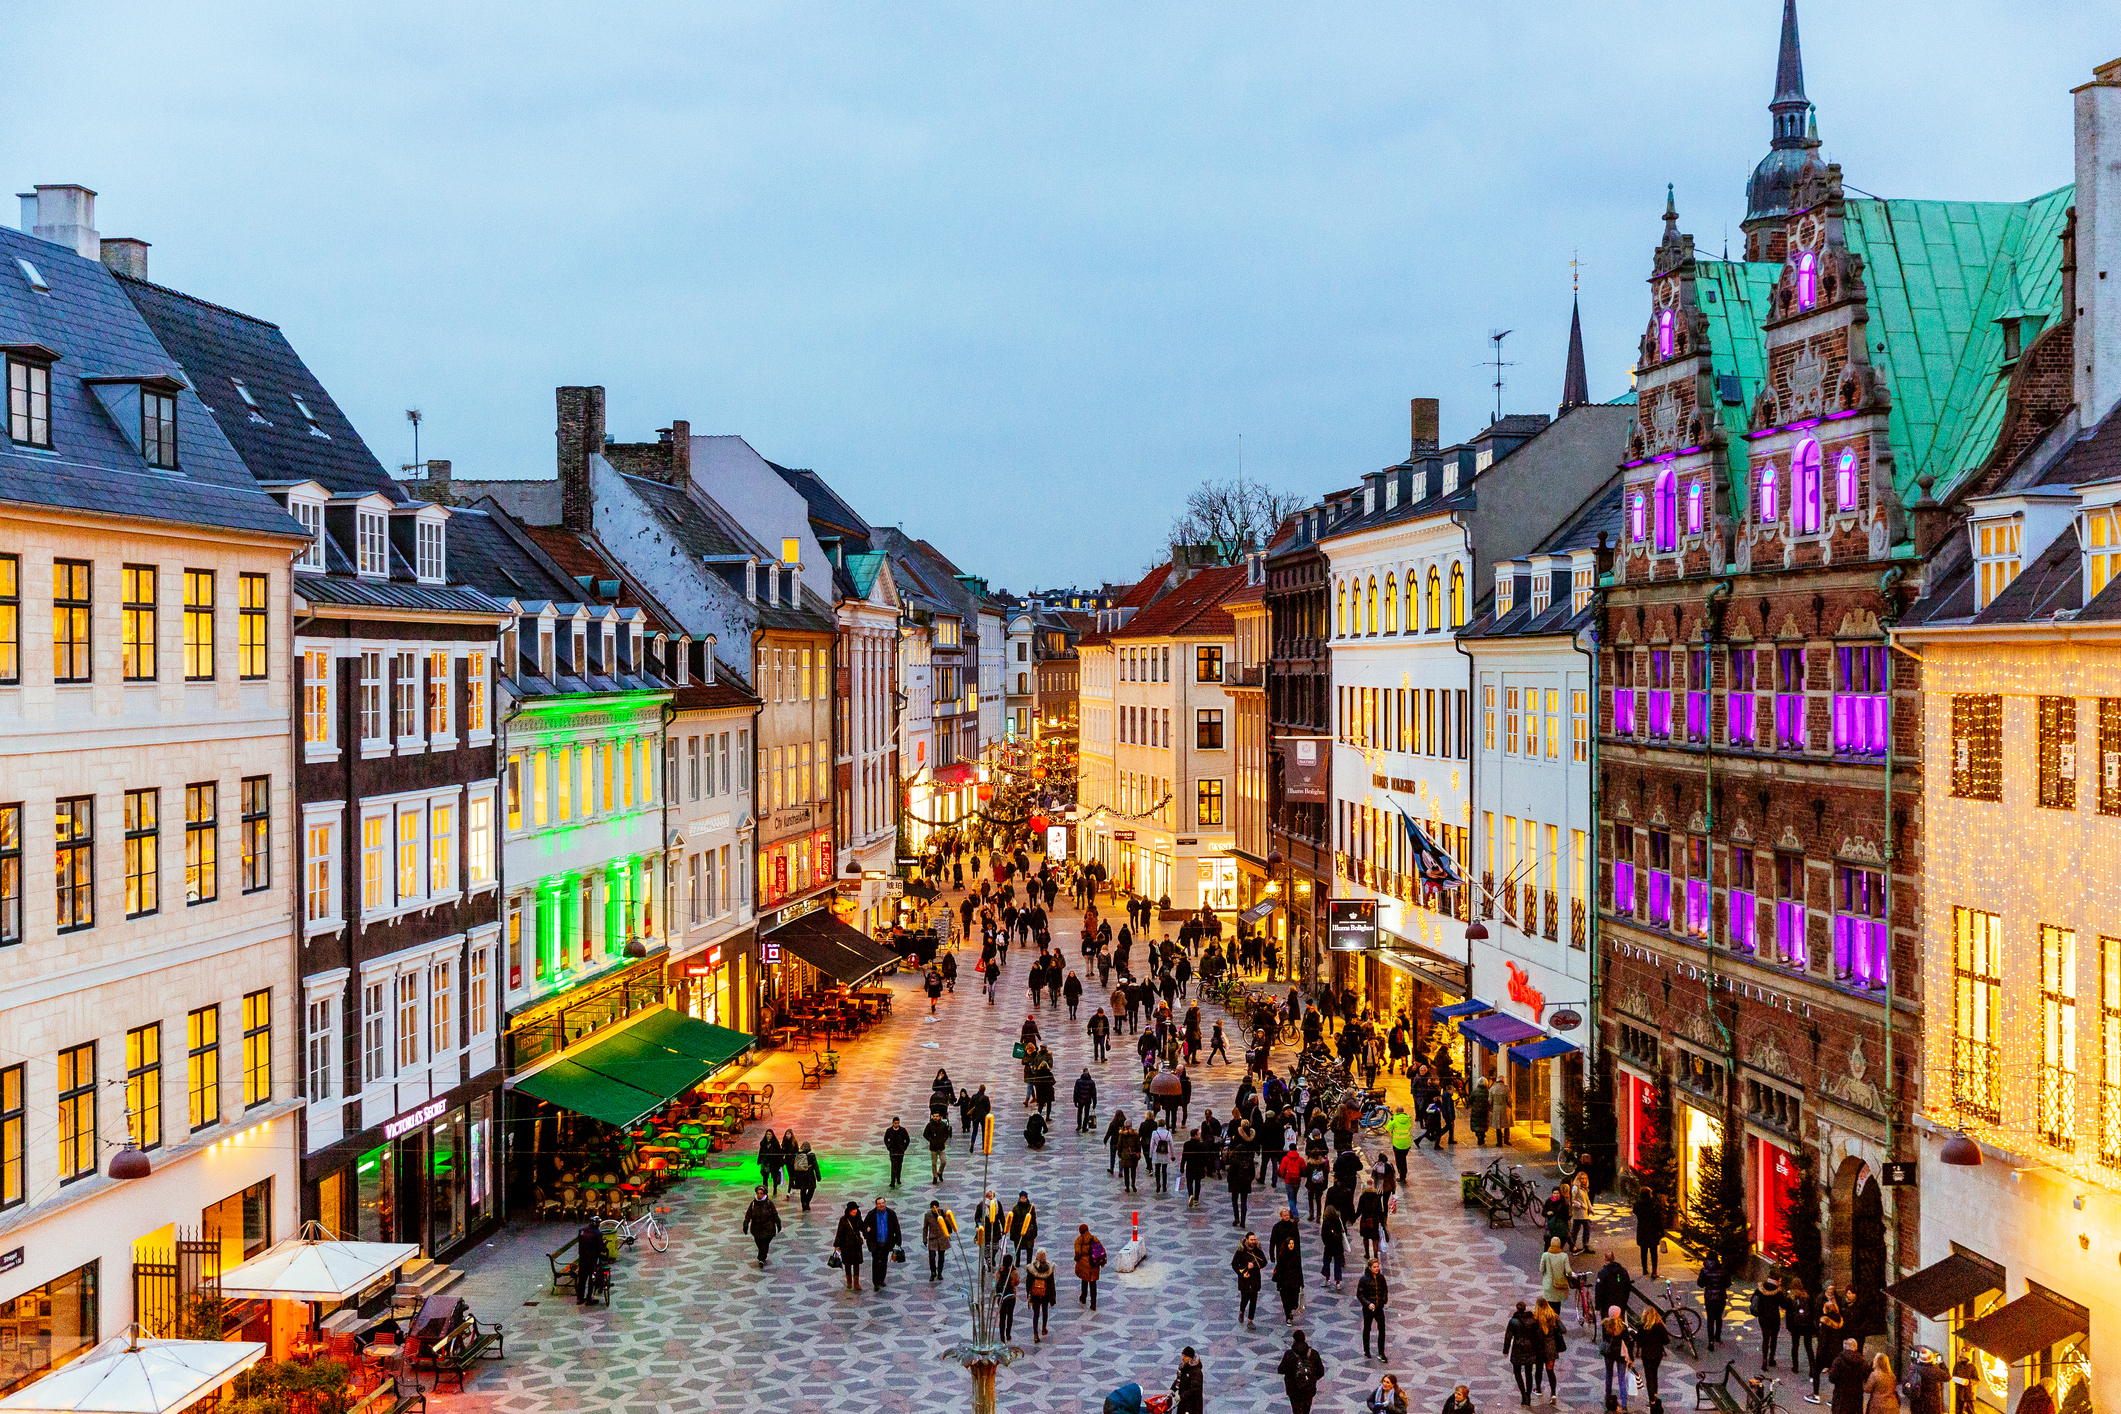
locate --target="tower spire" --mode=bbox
[1560,256,1590,414]
[1773,0,1806,107]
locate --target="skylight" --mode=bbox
[230,377,271,426]
[14,257,47,293]
[291,396,331,440]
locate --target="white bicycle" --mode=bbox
[601,1206,671,1253]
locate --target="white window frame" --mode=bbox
[301,644,336,759]
[465,651,491,741]
[305,992,336,1102]
[1972,517,2022,611]
[395,969,422,1071]
[416,519,445,584]
[362,978,389,1085]
[301,804,343,936]
[426,650,454,747]
[427,797,458,901]
[429,957,454,1060]
[465,786,496,890]
[356,510,388,578]
[468,945,490,1040]
[359,808,389,917]
[392,650,421,746]
[359,650,386,750]
[292,498,326,571]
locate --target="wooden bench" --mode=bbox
[352,1377,426,1414]
[429,1321,505,1393]
[795,1058,826,1090]
[1695,1361,1753,1414]
[547,1236,580,1295]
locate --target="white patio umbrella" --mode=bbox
[215,1223,418,1303]
[0,1327,266,1414]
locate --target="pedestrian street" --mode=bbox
[435,892,1750,1414]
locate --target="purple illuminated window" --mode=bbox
[1795,252,1818,311]
[1647,651,1672,738]
[1729,848,1757,953]
[1631,491,1647,543]
[1647,830,1673,929]
[1727,648,1758,746]
[1774,852,1807,968]
[1775,647,1806,750]
[1794,440,1823,534]
[1760,462,1778,524]
[1686,649,1708,742]
[1613,858,1636,917]
[1614,687,1636,736]
[1655,470,1678,552]
[1687,481,1703,534]
[1836,449,1859,511]
[1657,311,1675,359]
[1834,865,1887,987]
[1833,645,1887,756]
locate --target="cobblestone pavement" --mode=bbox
[436,890,1770,1414]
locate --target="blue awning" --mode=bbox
[1508,1035,1581,1065]
[1461,1012,1544,1050]
[1430,998,1495,1023]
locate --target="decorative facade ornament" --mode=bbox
[1751,1029,1798,1082]
[1788,343,1826,418]
[1839,836,1883,865]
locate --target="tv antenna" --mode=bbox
[1486,330,1514,424]
[404,408,423,478]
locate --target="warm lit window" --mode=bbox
[126,1023,161,1150]
[56,1043,95,1182]
[2042,925,2078,1150]
[241,775,269,893]
[1505,687,1520,755]
[465,654,487,734]
[429,801,455,895]
[1974,519,2022,610]
[426,651,451,739]
[467,795,493,885]
[305,819,336,926]
[185,783,218,904]
[2038,695,2079,811]
[1951,905,2003,1122]
[469,949,489,1038]
[361,814,386,912]
[187,1006,219,1130]
[2086,508,2121,601]
[396,805,423,901]
[53,559,91,683]
[430,960,453,1058]
[1426,567,1441,631]
[1196,778,1224,827]
[1949,694,2002,801]
[1383,575,1398,633]
[124,788,159,918]
[1571,566,1593,614]
[0,1065,19,1209]
[303,648,332,747]
[122,564,157,681]
[1197,709,1224,750]
[2101,937,2121,1166]
[183,569,215,680]
[238,574,267,680]
[55,795,93,931]
[242,989,271,1108]
[1451,563,1466,626]
[1571,690,1588,762]
[1545,689,1562,762]
[0,554,16,685]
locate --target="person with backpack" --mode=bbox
[923,1113,953,1183]
[1104,1108,1129,1174]
[1024,1249,1059,1343]
[924,966,944,1014]
[1320,1200,1349,1289]
[1073,1223,1107,1310]
[1149,1118,1175,1194]
[1276,1330,1326,1414]
[786,1141,820,1212]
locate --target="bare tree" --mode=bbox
[1164,477,1305,564]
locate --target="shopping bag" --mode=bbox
[1012,1042,1027,1059]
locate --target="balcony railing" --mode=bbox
[1227,663,1264,687]
[1570,898,1586,949]
[1543,888,1559,941]
[1951,1037,2003,1124]
[1481,871,1496,920]
[2040,1066,2078,1151]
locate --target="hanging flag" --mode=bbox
[1398,807,1464,890]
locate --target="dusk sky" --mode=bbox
[5,2,2106,589]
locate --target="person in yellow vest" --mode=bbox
[1386,1106,1414,1182]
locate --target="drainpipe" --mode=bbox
[1877,563,1906,1333]
[1703,575,1736,1132]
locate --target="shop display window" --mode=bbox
[0,1262,97,1398]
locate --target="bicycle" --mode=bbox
[601,1206,671,1254]
[1479,1158,1539,1217]
[1659,1278,1703,1357]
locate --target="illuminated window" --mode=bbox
[2041,925,2078,1150]
[430,959,453,1058]
[1366,577,1377,634]
[1656,310,1674,359]
[2102,699,2121,818]
[1571,690,1588,763]
[2100,937,2121,1166]
[1337,583,1346,637]
[426,651,451,738]
[0,1065,19,1209]
[1482,685,1495,751]
[1794,252,1818,311]
[1951,905,2003,1123]
[1836,449,1860,512]
[361,814,386,912]
[1654,469,1677,552]
[126,1023,161,1151]
[1793,441,1823,535]
[396,805,422,901]
[1545,689,1562,762]
[1383,575,1397,633]
[1196,779,1224,828]
[305,819,335,926]
[241,776,269,893]
[0,554,16,685]
[53,559,91,683]
[1973,519,2021,609]
[302,648,331,747]
[1570,565,1592,614]
[56,1043,96,1182]
[1426,567,1440,631]
[242,989,271,1108]
[1451,563,1467,625]
[1949,694,2002,801]
[55,795,93,931]
[238,574,267,680]
[1758,462,1779,526]
[187,1006,220,1130]
[2038,695,2078,811]
[2086,508,2121,600]
[1505,688,1520,756]
[125,788,159,918]
[122,564,157,680]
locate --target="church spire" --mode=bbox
[1742,0,1823,259]
[1773,0,1806,108]
[1560,259,1591,413]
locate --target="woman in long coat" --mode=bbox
[1271,1218,1306,1324]
[832,1202,867,1291]
[758,1129,784,1195]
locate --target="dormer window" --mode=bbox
[229,377,271,426]
[572,628,587,674]
[291,499,325,571]
[415,520,444,582]
[291,397,331,440]
[538,626,554,679]
[1795,252,1819,311]
[1530,572,1551,617]
[1495,571,1514,615]
[2086,507,2121,600]
[142,391,178,468]
[602,627,616,672]
[1571,565,1594,614]
[1385,479,1398,510]
[7,356,52,447]
[1973,519,2021,610]
[1442,461,1459,495]
[356,510,388,577]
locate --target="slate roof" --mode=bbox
[1109,565,1246,640]
[1459,472,1621,642]
[448,504,581,603]
[0,226,305,540]
[768,460,870,542]
[620,473,835,633]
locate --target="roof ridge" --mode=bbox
[112,270,283,331]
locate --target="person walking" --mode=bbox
[1864,1354,1901,1414]
[1489,1075,1513,1146]
[965,1085,992,1153]
[1787,1277,1818,1379]
[1467,1077,1490,1147]
[1506,1301,1544,1407]
[1321,1201,1349,1290]
[922,1200,955,1281]
[1232,1232,1267,1329]
[1828,1341,1871,1414]
[1356,1181,1389,1263]
[1064,971,1084,1019]
[741,1185,781,1268]
[573,1216,609,1306]
[995,1254,1019,1342]
[1171,1348,1206,1414]
[1539,1237,1573,1310]
[786,1142,820,1212]
[1226,1140,1257,1228]
[1089,1007,1111,1062]
[758,1128,784,1196]
[923,1113,953,1183]
[1600,1307,1638,1413]
[1278,1144,1306,1216]
[1632,1186,1666,1277]
[1356,1257,1389,1358]
[864,1197,903,1291]
[1700,1251,1731,1350]
[1105,1108,1128,1174]
[1276,1330,1325,1414]
[1006,1190,1039,1265]
[1568,1169,1594,1253]
[1367,1374,1410,1414]
[1811,1291,1846,1402]
[833,1202,867,1292]
[1535,1298,1565,1402]
[1593,1251,1634,1320]
[1756,1268,1787,1369]
[1637,1306,1670,1407]
[1025,1249,1058,1343]
[1271,1212,1306,1324]
[925,966,944,1014]
[883,1118,912,1189]
[1387,1107,1413,1182]
[1150,1118,1175,1195]
[1075,1069,1099,1132]
[1074,1223,1105,1311]
[1117,1121,1143,1193]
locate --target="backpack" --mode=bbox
[1089,1238,1107,1267]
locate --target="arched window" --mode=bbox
[1366,576,1378,634]
[1337,582,1346,637]
[1794,439,1823,534]
[1795,252,1818,311]
[1836,448,1860,511]
[1450,563,1466,627]
[1657,310,1675,359]
[1655,469,1678,551]
[1759,463,1779,525]
[1384,575,1398,633]
[1687,480,1704,534]
[1631,491,1647,542]
[1426,567,1442,631]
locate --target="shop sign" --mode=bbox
[763,942,783,964]
[761,894,827,934]
[1279,736,1330,803]
[383,1098,450,1142]
[885,879,905,898]
[0,1246,20,1274]
[1505,960,1547,1021]
[1176,838,1197,847]
[684,948,722,976]
[1880,1161,1916,1187]
[1114,831,1135,842]
[1549,1009,1582,1032]
[1329,898,1376,952]
[770,804,815,835]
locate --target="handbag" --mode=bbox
[828,1251,843,1269]
[892,1246,906,1262]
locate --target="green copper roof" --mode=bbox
[1843,186,2073,498]
[844,550,887,599]
[1695,258,1782,506]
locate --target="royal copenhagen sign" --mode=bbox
[383,1098,449,1142]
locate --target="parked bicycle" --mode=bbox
[601,1206,671,1254]
[1479,1157,1539,1217]
[1655,1278,1703,1357]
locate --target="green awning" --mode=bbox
[512,1008,757,1129]
[514,1057,666,1129]
[627,1010,755,1070]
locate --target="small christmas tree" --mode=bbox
[1634,1069,1681,1223]
[1682,1131,1754,1273]
[1775,1150,1826,1299]
[1567,1050,1620,1196]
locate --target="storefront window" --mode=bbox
[203,1178,273,1273]
[356,1143,395,1244]
[469,1095,493,1226]
[0,1261,97,1397]
[430,1108,466,1253]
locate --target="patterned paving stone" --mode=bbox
[433,893,1772,1413]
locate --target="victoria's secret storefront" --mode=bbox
[304,1080,501,1262]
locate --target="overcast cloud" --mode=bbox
[2,2,2107,589]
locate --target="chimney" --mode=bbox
[424,458,452,496]
[31,185,99,260]
[1410,397,1441,456]
[670,419,691,484]
[99,237,149,280]
[2075,57,2121,429]
[556,385,606,534]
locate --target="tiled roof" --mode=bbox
[1111,565,1246,639]
[0,226,306,539]
[768,460,870,540]
[291,573,509,617]
[447,504,581,603]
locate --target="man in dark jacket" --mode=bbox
[1698,1252,1731,1348]
[1171,1347,1205,1414]
[1276,1330,1325,1414]
[1224,1144,1256,1228]
[864,1197,903,1290]
[741,1185,781,1267]
[923,1113,954,1182]
[1268,1207,1303,1273]
[1074,1070,1098,1131]
[1088,1007,1111,1062]
[1356,1259,1390,1357]
[1593,1251,1634,1320]
[1828,1340,1870,1414]
[883,1117,912,1187]
[574,1217,609,1305]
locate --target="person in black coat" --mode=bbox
[1231,1233,1267,1328]
[1632,1188,1666,1276]
[1698,1252,1730,1349]
[1271,1217,1306,1324]
[741,1185,781,1267]
[1277,1330,1326,1414]
[832,1203,867,1291]
[574,1217,609,1305]
[863,1197,903,1290]
[922,1114,953,1183]
[882,1118,912,1187]
[1505,1300,1544,1405]
[1828,1340,1870,1414]
[1074,1070,1098,1132]
[1171,1347,1206,1414]
[1224,1143,1257,1228]
[1592,1251,1634,1320]
[1356,1258,1390,1358]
